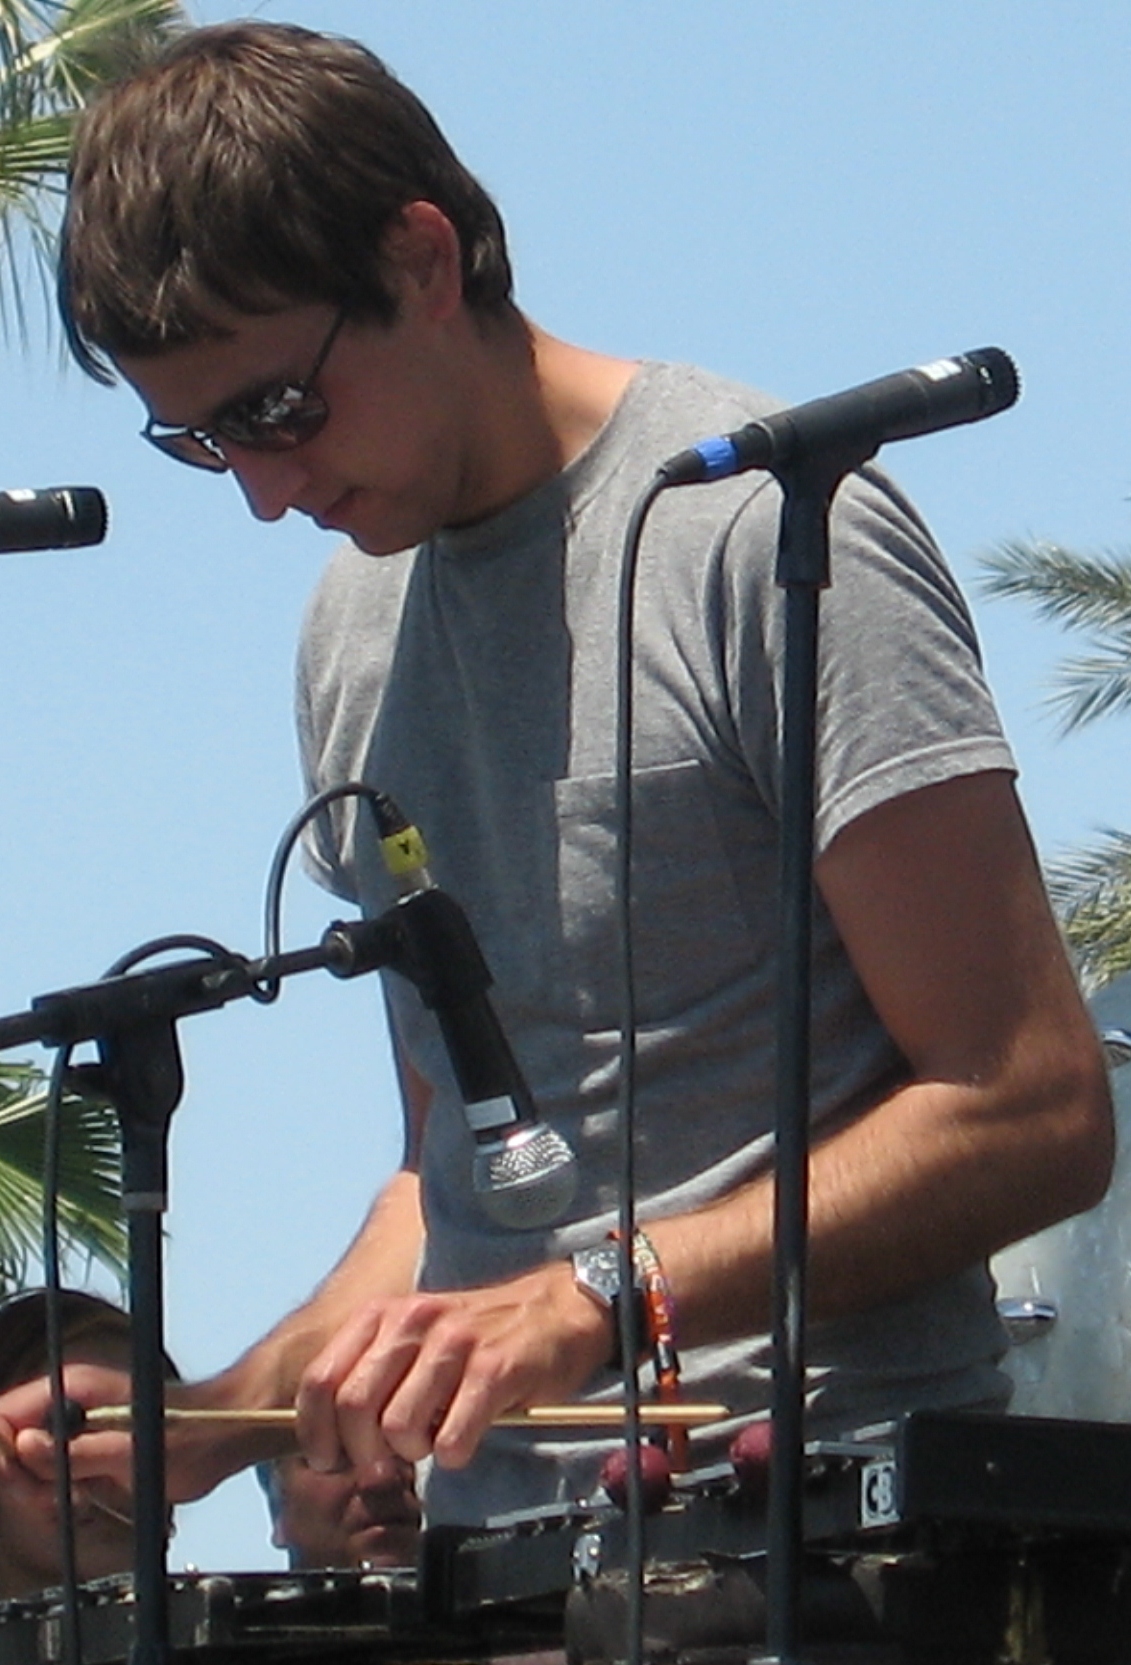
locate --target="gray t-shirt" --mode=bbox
[296,361,1016,1523]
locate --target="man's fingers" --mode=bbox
[428,1367,518,1470]
[377,1327,478,1464]
[296,1298,402,1473]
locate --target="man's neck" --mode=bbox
[528,324,640,468]
[448,310,638,528]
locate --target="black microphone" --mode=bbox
[396,887,578,1230]
[659,348,1020,485]
[323,887,578,1231]
[0,486,108,552]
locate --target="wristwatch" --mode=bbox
[571,1241,647,1371]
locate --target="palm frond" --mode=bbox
[11,0,182,102]
[978,539,1131,734]
[1046,830,1131,993]
[0,0,184,339]
[1048,648,1131,732]
[980,540,1131,632]
[980,537,1131,986]
[0,1060,125,1296]
[0,109,72,198]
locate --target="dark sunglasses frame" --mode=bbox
[141,307,349,473]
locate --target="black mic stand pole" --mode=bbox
[86,1018,182,1665]
[756,445,869,1665]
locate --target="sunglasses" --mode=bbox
[141,307,349,473]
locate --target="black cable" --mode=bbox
[613,470,669,1665]
[43,1042,83,1665]
[103,933,246,979]
[259,783,403,997]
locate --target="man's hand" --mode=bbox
[295,1258,614,1476]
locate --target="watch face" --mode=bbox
[574,1242,621,1307]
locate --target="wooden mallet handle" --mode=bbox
[66,1400,728,1433]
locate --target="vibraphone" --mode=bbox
[7,1410,1131,1665]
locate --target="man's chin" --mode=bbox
[348,1524,418,1567]
[347,530,419,559]
[326,498,432,558]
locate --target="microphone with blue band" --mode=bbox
[658,348,1020,486]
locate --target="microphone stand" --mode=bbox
[94,1016,180,1665]
[622,443,877,1665]
[643,351,1018,1659]
[0,915,415,1665]
[756,442,879,1665]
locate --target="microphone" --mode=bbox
[390,885,578,1229]
[321,791,578,1232]
[0,486,108,552]
[659,348,1020,485]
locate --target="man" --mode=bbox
[0,1290,177,1597]
[256,1452,419,1570]
[4,22,1112,1527]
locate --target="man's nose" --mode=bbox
[222,445,309,522]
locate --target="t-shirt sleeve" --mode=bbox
[723,462,1016,854]
[294,627,359,903]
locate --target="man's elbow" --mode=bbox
[1034,1039,1116,1223]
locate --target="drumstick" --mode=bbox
[69,1401,728,1433]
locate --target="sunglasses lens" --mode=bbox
[217,388,329,451]
[145,429,229,472]
[141,311,338,471]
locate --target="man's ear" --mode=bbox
[384,201,463,321]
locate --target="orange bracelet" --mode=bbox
[609,1227,688,1471]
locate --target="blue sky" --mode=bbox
[1,1,1129,1568]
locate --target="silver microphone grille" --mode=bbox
[473,1122,578,1229]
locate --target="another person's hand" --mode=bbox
[3,1362,133,1487]
[4,1364,233,1507]
[0,1382,137,1595]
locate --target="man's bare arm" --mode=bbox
[286,770,1114,1476]
[643,769,1113,1344]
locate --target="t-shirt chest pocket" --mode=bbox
[550,759,755,1030]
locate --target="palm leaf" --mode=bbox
[980,537,1131,989]
[11,0,182,102]
[0,110,71,199]
[0,0,184,338]
[979,540,1131,733]
[1046,831,1131,994]
[0,1059,125,1295]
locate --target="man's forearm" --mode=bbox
[646,774,1114,1353]
[643,1055,1110,1353]
[180,1168,424,1481]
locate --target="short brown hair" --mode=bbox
[60,22,514,381]
[0,1288,179,1391]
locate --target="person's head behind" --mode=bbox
[257,1452,419,1570]
[60,21,514,383]
[0,1290,176,1598]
